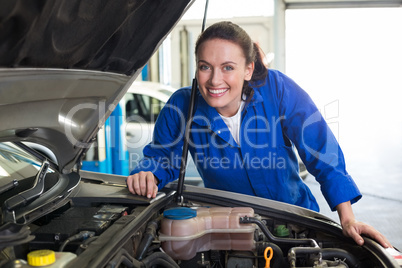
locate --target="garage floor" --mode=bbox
[305,171,402,250]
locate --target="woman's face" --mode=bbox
[196,38,254,117]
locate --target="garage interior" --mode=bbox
[150,0,401,251]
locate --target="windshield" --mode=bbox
[0,142,56,205]
[0,142,42,181]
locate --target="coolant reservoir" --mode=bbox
[159,207,255,260]
[26,250,76,267]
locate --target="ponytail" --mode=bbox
[243,43,268,98]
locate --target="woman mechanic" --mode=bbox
[126,21,390,248]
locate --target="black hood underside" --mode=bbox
[0,0,192,76]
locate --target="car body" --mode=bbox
[0,1,400,268]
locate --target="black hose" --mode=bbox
[107,248,178,268]
[105,248,142,268]
[136,220,159,261]
[240,216,318,247]
[141,252,179,268]
[241,217,361,268]
[321,248,361,268]
[59,231,95,252]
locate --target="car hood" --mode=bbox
[0,0,193,173]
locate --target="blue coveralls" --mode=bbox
[131,69,361,212]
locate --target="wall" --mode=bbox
[168,16,274,89]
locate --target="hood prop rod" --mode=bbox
[176,0,209,204]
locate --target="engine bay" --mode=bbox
[1,185,398,268]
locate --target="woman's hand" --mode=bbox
[341,218,391,248]
[126,171,159,199]
[337,201,391,248]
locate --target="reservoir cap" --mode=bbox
[163,207,196,220]
[27,249,56,266]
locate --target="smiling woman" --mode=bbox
[196,39,254,117]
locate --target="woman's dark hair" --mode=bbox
[195,21,268,98]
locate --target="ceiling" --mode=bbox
[284,0,402,9]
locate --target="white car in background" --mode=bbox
[123,81,201,182]
[123,81,174,158]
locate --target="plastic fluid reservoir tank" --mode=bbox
[159,207,255,260]
[3,250,76,268]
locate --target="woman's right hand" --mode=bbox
[126,171,159,199]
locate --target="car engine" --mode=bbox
[1,179,400,268]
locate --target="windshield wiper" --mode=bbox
[3,160,49,212]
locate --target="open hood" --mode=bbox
[0,0,194,173]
